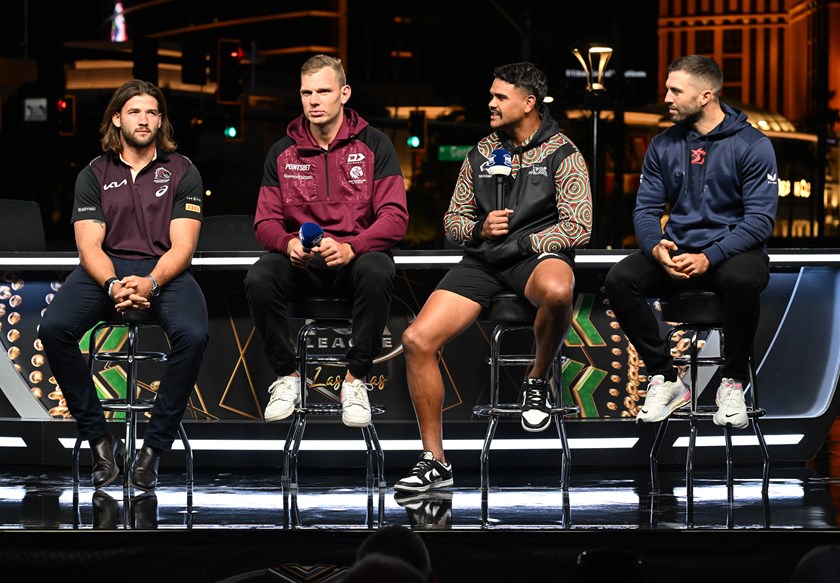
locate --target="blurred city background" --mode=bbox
[0,0,837,250]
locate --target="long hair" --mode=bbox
[99,79,177,154]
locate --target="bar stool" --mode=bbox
[649,290,770,499]
[472,292,579,496]
[72,310,194,490]
[282,296,386,492]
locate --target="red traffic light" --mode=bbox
[56,99,68,112]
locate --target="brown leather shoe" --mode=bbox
[129,445,161,491]
[90,432,120,489]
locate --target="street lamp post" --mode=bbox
[573,45,613,248]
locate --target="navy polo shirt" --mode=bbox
[72,150,203,259]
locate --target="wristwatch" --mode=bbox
[147,275,161,297]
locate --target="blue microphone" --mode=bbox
[299,222,324,252]
[488,149,512,209]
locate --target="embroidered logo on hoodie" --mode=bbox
[690,148,707,165]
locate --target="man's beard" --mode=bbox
[671,106,702,127]
[122,127,157,149]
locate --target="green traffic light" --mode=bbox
[224,126,238,139]
[407,135,420,148]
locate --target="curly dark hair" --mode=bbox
[493,62,548,104]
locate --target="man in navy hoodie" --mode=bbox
[605,55,778,428]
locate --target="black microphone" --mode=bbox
[299,222,324,252]
[488,148,512,209]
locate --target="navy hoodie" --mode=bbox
[633,102,778,266]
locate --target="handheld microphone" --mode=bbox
[299,222,324,252]
[488,148,512,209]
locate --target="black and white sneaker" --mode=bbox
[394,451,453,493]
[521,377,552,432]
[394,490,453,529]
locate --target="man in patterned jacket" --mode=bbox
[245,55,408,429]
[395,62,592,493]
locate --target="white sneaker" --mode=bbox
[713,378,748,429]
[636,375,690,423]
[263,376,300,422]
[341,379,372,427]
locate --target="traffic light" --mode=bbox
[223,104,243,142]
[407,110,426,149]
[57,95,76,136]
[217,39,243,104]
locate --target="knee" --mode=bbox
[355,252,396,282]
[244,255,287,300]
[39,308,72,345]
[540,281,574,312]
[719,270,764,298]
[170,321,209,352]
[401,324,434,359]
[604,265,626,299]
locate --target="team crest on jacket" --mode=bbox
[154,167,172,183]
[349,165,365,184]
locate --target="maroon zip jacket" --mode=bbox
[254,108,408,255]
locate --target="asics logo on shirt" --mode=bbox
[690,148,707,165]
[103,179,127,190]
[155,185,168,197]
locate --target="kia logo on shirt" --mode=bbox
[103,179,127,190]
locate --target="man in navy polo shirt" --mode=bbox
[41,79,208,491]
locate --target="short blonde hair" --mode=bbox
[301,54,347,87]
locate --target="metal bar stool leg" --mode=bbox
[177,422,193,489]
[753,417,771,495]
[555,413,572,492]
[686,416,697,500]
[289,413,307,490]
[480,415,499,494]
[72,437,82,484]
[361,425,375,488]
[650,419,669,493]
[123,323,139,489]
[366,422,386,489]
[724,424,734,493]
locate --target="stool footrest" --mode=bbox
[484,356,537,366]
[297,403,386,416]
[673,357,724,367]
[101,398,155,413]
[668,405,766,420]
[93,351,168,362]
[473,403,580,417]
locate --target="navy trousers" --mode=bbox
[40,257,208,450]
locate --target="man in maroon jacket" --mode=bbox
[245,55,409,428]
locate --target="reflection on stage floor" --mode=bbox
[1,462,837,531]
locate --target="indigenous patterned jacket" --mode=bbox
[444,106,592,267]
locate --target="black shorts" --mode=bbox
[436,252,575,309]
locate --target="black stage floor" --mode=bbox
[1,425,840,583]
